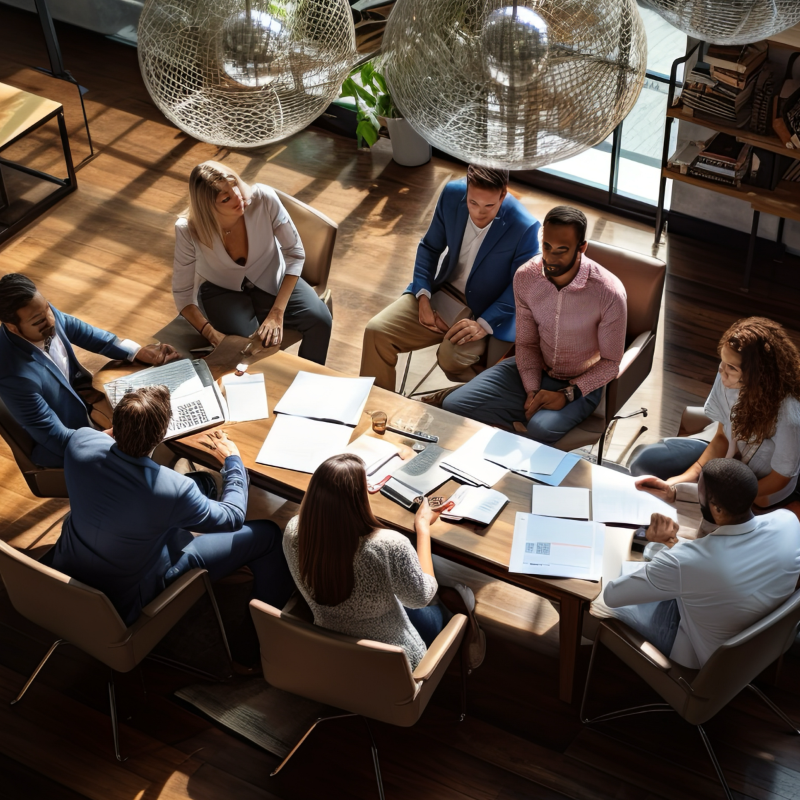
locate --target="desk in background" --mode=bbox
[96,350,701,703]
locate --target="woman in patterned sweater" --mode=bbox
[282,453,453,669]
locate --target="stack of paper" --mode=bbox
[441,428,508,487]
[531,486,590,520]
[221,371,269,422]
[344,434,403,488]
[591,467,678,526]
[510,513,605,581]
[256,372,375,473]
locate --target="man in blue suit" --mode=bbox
[0,273,179,467]
[360,165,541,391]
[46,386,294,627]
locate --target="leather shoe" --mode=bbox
[420,384,462,408]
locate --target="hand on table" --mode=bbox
[523,388,566,420]
[635,475,677,503]
[444,319,488,346]
[197,429,240,465]
[645,512,680,547]
[135,343,181,365]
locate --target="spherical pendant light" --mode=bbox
[641,0,800,46]
[381,0,647,170]
[138,0,356,148]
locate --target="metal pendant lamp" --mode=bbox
[381,0,648,170]
[138,0,356,147]
[641,0,800,46]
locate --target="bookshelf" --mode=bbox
[655,26,800,290]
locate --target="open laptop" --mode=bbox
[103,359,228,439]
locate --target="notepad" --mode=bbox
[221,371,268,422]
[531,486,590,520]
[344,434,400,474]
[441,485,508,526]
[255,416,352,474]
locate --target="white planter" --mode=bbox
[385,117,431,167]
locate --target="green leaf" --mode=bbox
[339,77,357,100]
[353,83,377,107]
[373,72,388,94]
[375,94,394,118]
[356,119,379,147]
[360,61,375,88]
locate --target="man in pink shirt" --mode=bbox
[443,206,627,443]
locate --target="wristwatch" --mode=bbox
[560,385,575,403]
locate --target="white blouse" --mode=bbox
[282,517,438,669]
[172,183,305,312]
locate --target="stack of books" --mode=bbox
[782,160,800,182]
[687,132,752,187]
[679,41,768,127]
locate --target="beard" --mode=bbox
[699,500,716,524]
[543,248,580,278]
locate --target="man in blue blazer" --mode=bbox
[0,273,179,467]
[360,165,541,391]
[45,386,294,627]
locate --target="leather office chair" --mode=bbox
[154,189,338,356]
[0,395,68,498]
[0,540,231,761]
[581,590,800,800]
[553,240,666,465]
[249,599,467,799]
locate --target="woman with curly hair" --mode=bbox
[630,317,800,508]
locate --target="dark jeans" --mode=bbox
[163,521,296,614]
[442,358,603,444]
[628,438,708,479]
[608,598,681,657]
[404,604,445,647]
[199,276,332,365]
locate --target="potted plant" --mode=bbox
[339,61,431,167]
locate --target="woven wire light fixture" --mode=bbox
[381,0,647,170]
[138,0,356,147]
[642,0,800,46]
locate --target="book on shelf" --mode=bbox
[686,167,743,186]
[667,140,705,173]
[711,64,762,90]
[700,132,750,165]
[705,41,768,75]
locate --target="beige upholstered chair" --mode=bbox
[0,396,67,498]
[581,590,800,799]
[553,240,666,464]
[155,189,337,356]
[0,541,231,761]
[249,599,467,798]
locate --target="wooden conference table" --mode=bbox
[97,348,701,703]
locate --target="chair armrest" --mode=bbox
[601,618,673,672]
[140,568,207,618]
[606,332,656,419]
[618,331,650,374]
[412,614,467,681]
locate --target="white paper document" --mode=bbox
[483,430,567,476]
[531,486,590,520]
[343,435,400,475]
[221,371,269,422]
[441,485,508,526]
[256,416,352,474]
[273,372,374,426]
[441,428,509,487]
[510,514,605,581]
[528,453,582,486]
[592,467,678,526]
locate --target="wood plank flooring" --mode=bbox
[1,7,799,800]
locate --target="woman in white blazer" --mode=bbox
[172,161,332,364]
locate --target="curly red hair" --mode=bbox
[719,317,800,444]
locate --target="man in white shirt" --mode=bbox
[602,458,800,668]
[0,273,179,467]
[360,165,541,391]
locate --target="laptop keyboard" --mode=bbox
[168,399,210,434]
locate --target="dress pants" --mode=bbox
[628,438,708,479]
[360,293,487,391]
[163,521,296,613]
[442,358,602,444]
[199,277,332,365]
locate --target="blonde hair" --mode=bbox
[184,161,252,247]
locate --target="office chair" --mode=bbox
[581,591,800,800]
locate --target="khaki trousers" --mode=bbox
[360,293,487,391]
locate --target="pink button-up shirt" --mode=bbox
[514,253,627,396]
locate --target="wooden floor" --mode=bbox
[1,7,799,800]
